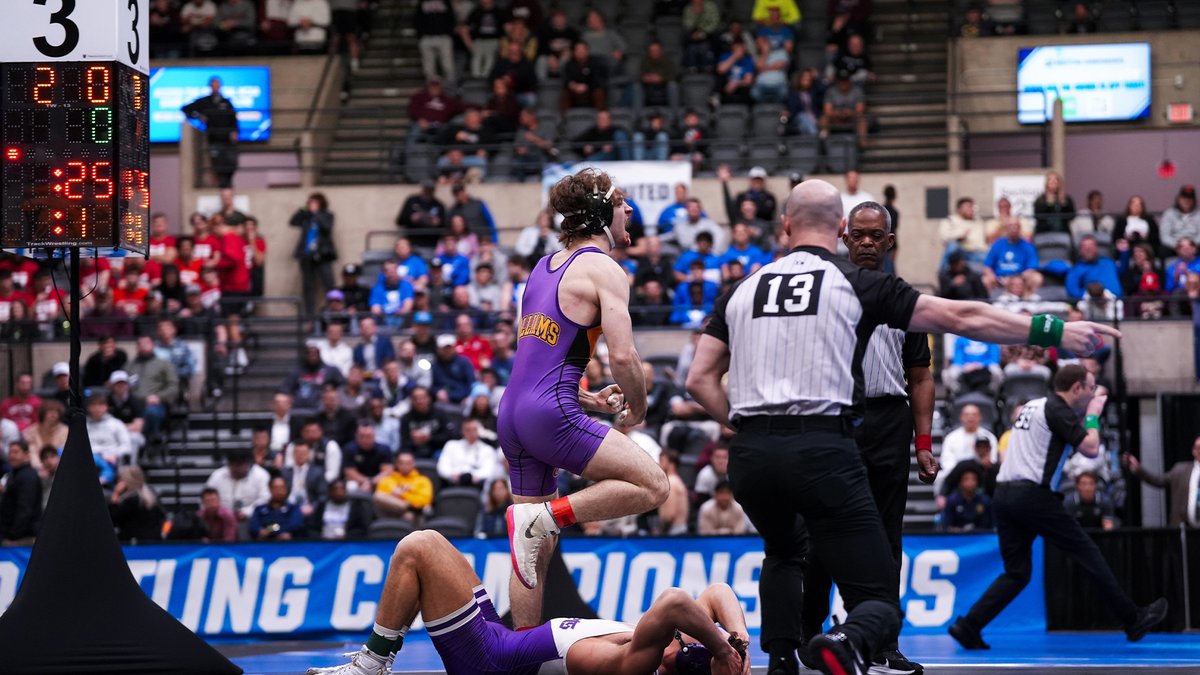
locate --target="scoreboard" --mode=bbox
[0,0,149,255]
[0,62,148,253]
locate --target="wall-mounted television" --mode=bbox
[149,66,272,143]
[1017,43,1150,124]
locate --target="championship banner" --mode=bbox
[0,535,1043,639]
[541,161,692,226]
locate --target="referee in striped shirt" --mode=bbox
[686,179,1118,675]
[799,202,937,675]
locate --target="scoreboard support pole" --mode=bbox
[68,247,82,411]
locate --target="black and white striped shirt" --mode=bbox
[862,325,931,399]
[705,246,921,421]
[997,394,1087,489]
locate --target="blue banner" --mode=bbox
[0,535,1043,640]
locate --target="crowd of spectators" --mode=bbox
[955,1,1192,38]
[150,0,375,60]
[407,0,880,182]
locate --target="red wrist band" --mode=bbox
[915,434,933,452]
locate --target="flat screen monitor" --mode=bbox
[1017,43,1150,124]
[148,65,271,143]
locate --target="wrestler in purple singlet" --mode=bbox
[498,246,612,497]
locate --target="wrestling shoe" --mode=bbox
[868,649,923,675]
[808,631,869,675]
[1125,597,1168,642]
[947,617,990,650]
[506,502,560,589]
[305,646,386,675]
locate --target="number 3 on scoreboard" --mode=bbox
[126,0,140,65]
[32,0,80,58]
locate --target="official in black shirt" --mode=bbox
[0,440,41,544]
[181,78,239,188]
[687,179,1120,675]
[800,202,935,675]
[951,366,1166,650]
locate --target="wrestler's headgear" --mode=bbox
[563,176,618,249]
[672,641,712,675]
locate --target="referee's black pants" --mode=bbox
[801,397,912,649]
[963,481,1139,632]
[730,417,901,659]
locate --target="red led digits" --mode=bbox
[93,161,113,198]
[57,161,116,200]
[86,66,111,105]
[64,161,86,199]
[132,75,144,111]
[5,148,19,161]
[34,66,55,105]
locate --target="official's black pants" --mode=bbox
[729,416,901,658]
[963,481,1139,632]
[802,397,912,649]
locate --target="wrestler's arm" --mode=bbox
[568,589,740,675]
[595,259,647,423]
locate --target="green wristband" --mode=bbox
[1029,314,1064,347]
[1084,414,1100,430]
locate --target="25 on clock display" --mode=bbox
[0,62,149,254]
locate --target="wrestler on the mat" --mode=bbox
[499,168,669,627]
[307,530,750,675]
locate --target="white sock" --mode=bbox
[373,623,404,640]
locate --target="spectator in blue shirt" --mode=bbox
[1164,237,1200,295]
[670,261,720,327]
[431,334,476,404]
[942,468,994,532]
[433,238,473,287]
[943,335,1003,396]
[717,41,756,104]
[1066,235,1123,300]
[720,222,768,280]
[393,237,430,288]
[369,261,415,326]
[249,477,307,540]
[673,231,722,283]
[755,6,795,53]
[984,218,1042,291]
[657,183,700,236]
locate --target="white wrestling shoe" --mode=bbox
[506,502,560,589]
[306,646,387,675]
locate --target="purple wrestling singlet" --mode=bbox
[498,246,613,497]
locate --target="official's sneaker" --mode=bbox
[808,631,869,675]
[868,649,923,675]
[1125,597,1168,642]
[947,617,990,650]
[506,503,560,589]
[305,647,387,675]
[798,640,821,671]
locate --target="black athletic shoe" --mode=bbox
[947,616,990,650]
[768,654,800,675]
[868,649,923,675]
[798,640,821,671]
[1125,597,1168,642]
[808,631,869,675]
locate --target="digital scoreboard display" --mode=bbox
[0,62,149,254]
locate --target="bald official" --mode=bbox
[687,180,1117,675]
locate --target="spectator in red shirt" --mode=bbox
[198,486,238,542]
[454,312,492,370]
[243,217,267,298]
[0,253,41,291]
[79,257,113,296]
[0,271,32,323]
[27,269,65,338]
[175,236,205,287]
[0,373,41,432]
[405,77,467,154]
[213,215,252,301]
[148,213,178,266]
[112,265,149,317]
[190,212,220,263]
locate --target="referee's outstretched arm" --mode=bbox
[907,295,1119,357]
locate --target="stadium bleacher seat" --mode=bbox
[432,486,483,532]
[715,105,750,140]
[1034,232,1073,266]
[404,147,436,184]
[535,111,560,141]
[824,135,859,173]
[458,79,490,108]
[1001,372,1050,408]
[681,73,715,111]
[1091,230,1113,258]
[751,105,785,138]
[786,136,821,175]
[563,108,599,143]
[367,518,416,540]
[747,140,784,173]
[709,141,744,172]
[538,80,562,112]
[423,516,475,539]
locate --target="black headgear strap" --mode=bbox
[564,179,618,249]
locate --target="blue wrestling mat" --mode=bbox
[223,630,1200,674]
